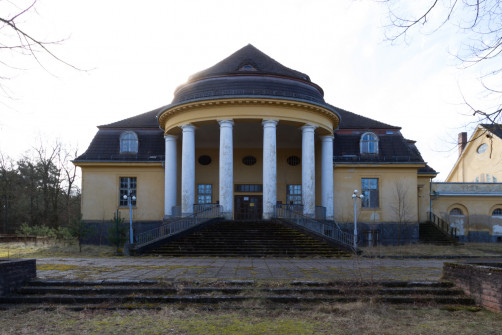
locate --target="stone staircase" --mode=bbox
[419,221,458,245]
[144,220,350,257]
[0,279,476,310]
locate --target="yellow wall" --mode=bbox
[80,164,164,221]
[194,147,304,207]
[333,166,420,223]
[417,175,433,223]
[447,126,502,182]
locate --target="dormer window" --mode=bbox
[360,132,378,154]
[120,131,138,154]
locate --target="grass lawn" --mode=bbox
[0,241,116,258]
[1,240,502,259]
[0,304,501,335]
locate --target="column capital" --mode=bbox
[320,134,334,141]
[262,119,278,127]
[164,134,178,141]
[180,123,196,131]
[301,124,317,132]
[218,119,234,127]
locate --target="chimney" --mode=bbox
[458,132,467,156]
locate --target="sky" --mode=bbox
[0,0,495,180]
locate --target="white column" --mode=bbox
[218,120,234,219]
[262,120,278,219]
[321,135,334,220]
[164,135,177,217]
[181,124,195,216]
[302,124,317,217]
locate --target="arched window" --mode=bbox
[449,208,463,216]
[492,208,502,216]
[120,131,138,154]
[360,132,379,154]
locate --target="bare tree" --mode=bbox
[381,0,502,123]
[0,0,79,97]
[390,180,413,245]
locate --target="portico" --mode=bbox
[160,104,337,220]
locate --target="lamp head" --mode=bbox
[123,195,127,200]
[132,196,136,201]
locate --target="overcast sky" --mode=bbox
[0,0,493,180]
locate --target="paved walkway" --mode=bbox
[33,257,479,282]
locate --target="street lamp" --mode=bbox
[123,193,136,244]
[352,190,364,249]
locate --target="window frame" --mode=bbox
[120,131,139,154]
[361,178,379,209]
[286,184,302,205]
[119,177,137,207]
[449,208,463,216]
[360,132,379,154]
[197,184,212,204]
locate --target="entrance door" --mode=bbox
[234,195,263,220]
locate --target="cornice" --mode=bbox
[158,98,339,131]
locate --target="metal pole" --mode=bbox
[353,196,357,249]
[129,195,133,244]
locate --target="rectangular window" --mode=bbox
[119,177,137,206]
[286,184,302,205]
[361,178,379,208]
[234,184,263,193]
[197,184,212,204]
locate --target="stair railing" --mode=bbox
[427,211,457,239]
[133,204,222,249]
[274,205,355,250]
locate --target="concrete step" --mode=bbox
[0,279,476,309]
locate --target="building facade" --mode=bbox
[74,45,436,245]
[430,124,502,242]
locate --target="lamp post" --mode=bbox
[123,193,136,244]
[352,190,364,249]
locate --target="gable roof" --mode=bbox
[445,124,502,181]
[481,124,502,139]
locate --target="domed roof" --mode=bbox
[188,44,310,82]
[168,44,330,108]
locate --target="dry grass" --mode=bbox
[0,303,501,335]
[2,240,502,259]
[0,241,116,258]
[361,242,502,257]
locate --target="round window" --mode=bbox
[242,156,257,166]
[477,144,488,154]
[287,156,301,166]
[198,155,212,165]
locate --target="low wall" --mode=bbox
[443,262,502,312]
[337,222,419,246]
[0,259,36,296]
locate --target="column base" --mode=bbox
[221,212,233,220]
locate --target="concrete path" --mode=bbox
[33,257,471,282]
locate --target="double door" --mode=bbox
[234,195,262,220]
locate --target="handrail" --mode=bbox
[427,211,457,239]
[274,206,354,250]
[133,205,222,249]
[276,204,327,220]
